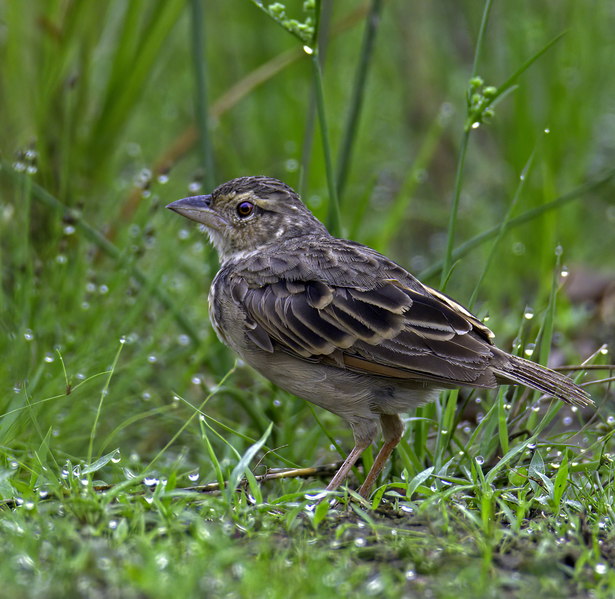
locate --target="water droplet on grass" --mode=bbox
[24,329,33,341]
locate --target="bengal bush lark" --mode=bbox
[167,176,592,498]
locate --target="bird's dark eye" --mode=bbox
[237,201,254,218]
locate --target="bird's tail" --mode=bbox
[492,351,593,408]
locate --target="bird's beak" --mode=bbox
[166,195,228,230]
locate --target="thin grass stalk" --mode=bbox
[440,0,494,289]
[311,50,341,236]
[467,149,535,310]
[190,0,216,190]
[299,0,333,199]
[88,340,124,464]
[441,128,470,290]
[335,0,383,203]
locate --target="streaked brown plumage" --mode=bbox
[167,176,592,498]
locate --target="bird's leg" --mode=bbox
[358,413,404,499]
[325,419,377,493]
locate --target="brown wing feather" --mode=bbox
[235,271,497,388]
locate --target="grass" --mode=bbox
[1,0,615,597]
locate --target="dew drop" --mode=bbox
[111,450,121,464]
[178,334,190,346]
[188,469,200,482]
[191,241,204,255]
[285,158,299,173]
[63,225,75,235]
[44,352,54,363]
[524,307,534,319]
[475,456,484,465]
[24,329,34,341]
[148,355,157,364]
[512,242,525,255]
[157,174,169,184]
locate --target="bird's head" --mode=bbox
[167,176,327,262]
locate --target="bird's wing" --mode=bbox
[230,260,498,388]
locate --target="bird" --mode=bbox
[166,176,592,499]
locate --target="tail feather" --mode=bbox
[492,352,593,408]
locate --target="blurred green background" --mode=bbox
[1,0,614,477]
